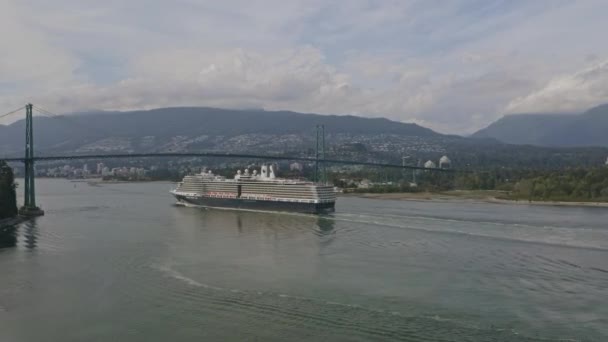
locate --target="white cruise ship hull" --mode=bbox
[173,193,335,214]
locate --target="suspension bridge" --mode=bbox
[1,104,452,216]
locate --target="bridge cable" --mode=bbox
[0,105,26,121]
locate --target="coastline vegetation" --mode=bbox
[333,167,608,203]
[507,168,608,202]
[0,161,18,219]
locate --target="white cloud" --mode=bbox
[506,60,608,114]
[0,2,79,90]
[2,0,608,134]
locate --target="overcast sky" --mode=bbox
[2,0,608,133]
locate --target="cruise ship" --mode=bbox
[171,165,336,214]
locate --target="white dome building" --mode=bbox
[424,160,436,169]
[439,155,451,169]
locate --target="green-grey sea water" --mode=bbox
[1,179,607,341]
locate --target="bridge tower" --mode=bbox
[315,124,327,184]
[19,103,44,217]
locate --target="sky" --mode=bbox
[1,0,608,134]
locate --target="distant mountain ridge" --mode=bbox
[0,107,442,156]
[2,106,607,170]
[472,104,608,147]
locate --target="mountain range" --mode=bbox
[0,107,451,156]
[1,106,607,169]
[472,104,608,147]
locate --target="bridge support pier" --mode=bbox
[19,103,44,217]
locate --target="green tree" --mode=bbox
[0,161,18,219]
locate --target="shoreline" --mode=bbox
[340,191,608,208]
[31,178,172,184]
[84,179,174,184]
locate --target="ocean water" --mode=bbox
[1,179,607,341]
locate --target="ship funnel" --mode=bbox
[269,165,276,179]
[261,165,268,179]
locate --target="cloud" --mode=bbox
[0,1,79,91]
[28,47,441,127]
[30,47,350,110]
[2,0,608,134]
[505,60,608,114]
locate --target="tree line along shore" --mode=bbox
[334,167,608,205]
